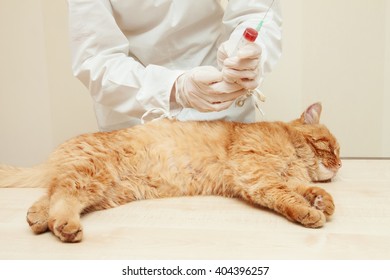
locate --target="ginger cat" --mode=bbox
[0,103,341,243]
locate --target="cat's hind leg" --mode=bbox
[294,186,335,219]
[243,184,326,228]
[27,194,50,234]
[47,191,84,243]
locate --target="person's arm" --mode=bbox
[68,0,182,120]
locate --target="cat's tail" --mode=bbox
[0,164,49,188]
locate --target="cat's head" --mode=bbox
[291,103,342,182]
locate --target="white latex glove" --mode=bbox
[217,41,262,90]
[174,66,247,112]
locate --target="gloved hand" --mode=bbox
[174,66,247,112]
[217,41,262,90]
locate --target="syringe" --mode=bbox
[230,0,275,56]
[230,0,275,110]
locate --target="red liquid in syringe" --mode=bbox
[231,27,258,56]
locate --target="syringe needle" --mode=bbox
[256,0,275,31]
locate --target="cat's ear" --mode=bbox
[300,102,322,124]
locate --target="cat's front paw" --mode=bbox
[300,208,326,228]
[304,187,335,219]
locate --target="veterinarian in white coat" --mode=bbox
[67,0,282,131]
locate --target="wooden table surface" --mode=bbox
[0,159,389,260]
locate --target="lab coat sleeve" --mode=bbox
[67,0,183,121]
[223,0,282,75]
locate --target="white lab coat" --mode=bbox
[67,0,282,131]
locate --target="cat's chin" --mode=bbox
[313,162,338,182]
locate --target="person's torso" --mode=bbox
[110,0,225,69]
[95,0,258,131]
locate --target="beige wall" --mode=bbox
[40,0,98,145]
[0,0,389,166]
[262,0,390,157]
[0,0,52,166]
[384,0,390,156]
[0,0,97,166]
